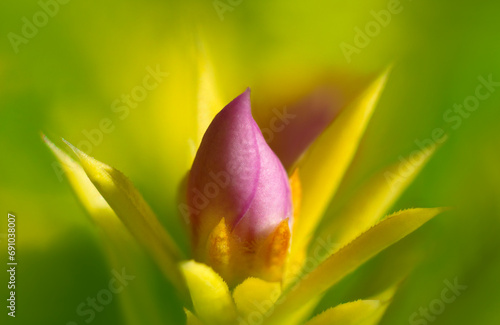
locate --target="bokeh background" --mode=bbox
[1,0,499,324]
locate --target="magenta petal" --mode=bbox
[232,121,292,241]
[188,89,292,247]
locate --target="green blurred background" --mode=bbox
[1,0,499,324]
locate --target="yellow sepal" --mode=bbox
[232,277,281,319]
[62,139,187,296]
[180,261,237,325]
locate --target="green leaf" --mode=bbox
[290,68,391,264]
[316,143,439,254]
[266,207,445,324]
[62,138,187,297]
[180,261,237,325]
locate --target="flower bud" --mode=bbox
[187,88,293,282]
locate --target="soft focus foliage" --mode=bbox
[1,0,500,324]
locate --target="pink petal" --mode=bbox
[188,89,292,247]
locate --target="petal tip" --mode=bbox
[226,88,251,112]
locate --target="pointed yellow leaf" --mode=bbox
[232,278,281,319]
[195,40,223,149]
[180,261,237,325]
[304,300,382,325]
[43,134,118,228]
[62,139,187,297]
[317,144,439,255]
[358,296,394,325]
[266,207,445,324]
[274,297,323,325]
[360,284,398,325]
[185,308,205,325]
[44,134,132,250]
[44,134,172,325]
[291,68,391,264]
[283,282,397,325]
[43,134,134,244]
